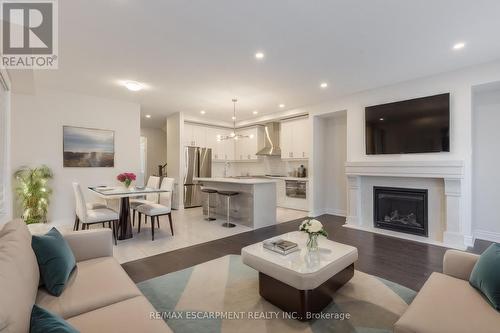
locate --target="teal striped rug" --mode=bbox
[138,255,416,333]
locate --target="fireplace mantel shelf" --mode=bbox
[345,160,464,179]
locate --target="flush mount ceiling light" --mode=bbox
[217,99,251,141]
[123,80,144,91]
[320,82,328,89]
[255,51,265,59]
[200,110,206,115]
[279,104,285,108]
[145,114,152,118]
[453,42,466,50]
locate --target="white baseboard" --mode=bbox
[312,208,347,217]
[474,229,500,243]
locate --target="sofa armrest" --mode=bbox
[62,229,113,262]
[443,249,479,281]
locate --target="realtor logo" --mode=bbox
[1,0,58,69]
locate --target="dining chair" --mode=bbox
[130,176,161,226]
[72,182,119,245]
[135,177,174,241]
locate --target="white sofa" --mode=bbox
[0,220,171,333]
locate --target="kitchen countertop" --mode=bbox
[266,176,309,181]
[195,177,277,185]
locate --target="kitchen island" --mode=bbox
[194,177,277,229]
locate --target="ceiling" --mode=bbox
[8,0,500,128]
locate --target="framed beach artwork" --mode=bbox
[63,126,115,167]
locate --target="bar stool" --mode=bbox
[217,191,239,228]
[201,188,217,221]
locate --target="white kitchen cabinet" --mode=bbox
[184,123,207,148]
[184,123,263,161]
[234,127,261,161]
[280,117,309,159]
[212,128,234,161]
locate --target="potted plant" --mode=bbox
[299,218,328,252]
[14,165,53,224]
[117,172,136,188]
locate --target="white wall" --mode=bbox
[166,112,183,209]
[0,70,12,224]
[11,90,141,225]
[472,85,500,242]
[140,127,167,179]
[324,114,347,216]
[305,60,500,242]
[310,112,347,216]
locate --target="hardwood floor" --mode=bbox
[122,214,490,291]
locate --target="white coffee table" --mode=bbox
[241,231,358,319]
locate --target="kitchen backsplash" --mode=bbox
[212,156,308,178]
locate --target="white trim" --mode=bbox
[311,208,347,217]
[474,229,500,243]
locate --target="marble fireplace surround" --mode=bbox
[344,160,468,249]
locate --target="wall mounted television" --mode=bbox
[365,93,450,155]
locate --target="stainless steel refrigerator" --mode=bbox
[184,146,212,208]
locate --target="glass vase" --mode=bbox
[306,233,319,252]
[124,179,132,188]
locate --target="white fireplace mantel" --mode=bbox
[345,160,464,179]
[344,160,469,249]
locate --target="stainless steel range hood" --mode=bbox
[256,122,281,156]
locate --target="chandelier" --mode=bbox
[217,99,251,141]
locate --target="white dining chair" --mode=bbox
[135,177,174,241]
[130,176,161,226]
[72,182,119,245]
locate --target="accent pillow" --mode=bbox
[31,228,76,296]
[30,305,79,333]
[469,243,500,310]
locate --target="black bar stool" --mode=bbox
[217,191,239,228]
[201,188,217,221]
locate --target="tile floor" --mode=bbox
[103,207,307,264]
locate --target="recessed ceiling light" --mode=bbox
[379,118,384,121]
[200,110,206,115]
[255,52,265,59]
[252,110,259,115]
[232,116,236,120]
[123,80,144,91]
[145,114,151,118]
[279,104,285,108]
[320,82,328,89]
[453,42,465,50]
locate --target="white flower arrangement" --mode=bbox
[299,219,328,237]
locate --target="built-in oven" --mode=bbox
[285,180,307,199]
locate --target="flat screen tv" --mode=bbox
[365,93,450,154]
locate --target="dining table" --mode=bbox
[88,186,171,240]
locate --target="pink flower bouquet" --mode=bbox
[117,172,136,188]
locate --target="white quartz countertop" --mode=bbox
[195,177,277,185]
[266,176,309,181]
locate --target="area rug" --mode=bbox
[138,255,416,333]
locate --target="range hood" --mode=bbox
[256,122,281,156]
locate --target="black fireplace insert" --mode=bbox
[373,186,428,237]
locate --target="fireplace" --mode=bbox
[373,187,428,237]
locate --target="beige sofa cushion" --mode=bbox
[394,272,500,333]
[36,256,141,319]
[67,296,172,333]
[0,220,40,333]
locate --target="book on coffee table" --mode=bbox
[263,238,299,255]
